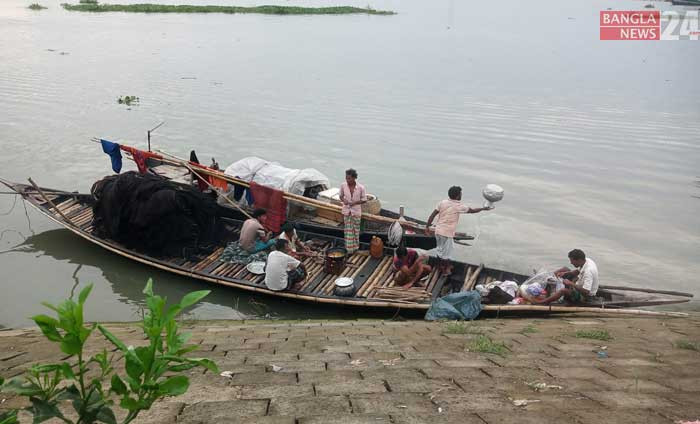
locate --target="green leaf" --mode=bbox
[125,351,144,381]
[78,284,93,305]
[143,279,154,297]
[174,344,199,356]
[0,409,18,424]
[110,375,127,395]
[157,376,189,396]
[40,301,59,313]
[31,315,62,342]
[59,333,82,355]
[97,325,128,351]
[57,385,81,401]
[96,406,117,424]
[59,362,75,380]
[119,396,141,412]
[179,290,210,310]
[28,397,64,424]
[167,362,198,372]
[1,378,43,397]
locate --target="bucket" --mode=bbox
[324,247,347,275]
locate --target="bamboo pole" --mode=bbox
[465,264,484,291]
[28,178,79,228]
[461,266,473,292]
[481,304,688,317]
[109,142,428,231]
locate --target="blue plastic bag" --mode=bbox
[425,291,482,321]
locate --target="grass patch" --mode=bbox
[61,3,395,15]
[28,3,47,9]
[467,335,508,356]
[79,0,98,3]
[676,340,699,351]
[521,325,538,334]
[573,329,612,341]
[443,322,483,335]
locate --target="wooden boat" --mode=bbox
[671,0,700,6]
[111,142,474,250]
[1,178,692,316]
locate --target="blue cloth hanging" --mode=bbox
[100,139,122,173]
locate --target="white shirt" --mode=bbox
[264,251,301,291]
[279,229,299,252]
[576,258,599,296]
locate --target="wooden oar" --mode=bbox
[27,178,79,228]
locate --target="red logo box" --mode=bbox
[600,10,660,40]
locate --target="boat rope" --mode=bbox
[0,193,18,216]
[22,198,35,236]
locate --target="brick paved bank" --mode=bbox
[1,316,699,423]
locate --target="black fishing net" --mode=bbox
[91,171,226,258]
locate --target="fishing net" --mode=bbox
[91,171,227,258]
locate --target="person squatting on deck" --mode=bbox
[279,221,314,259]
[239,208,275,253]
[339,168,367,254]
[264,239,307,291]
[527,249,600,304]
[393,246,432,289]
[424,186,490,274]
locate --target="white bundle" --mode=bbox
[387,221,404,246]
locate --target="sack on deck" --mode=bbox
[425,291,482,321]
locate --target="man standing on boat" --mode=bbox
[339,168,367,254]
[424,186,490,274]
[554,249,599,303]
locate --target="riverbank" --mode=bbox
[1,315,699,423]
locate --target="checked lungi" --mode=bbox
[343,215,361,253]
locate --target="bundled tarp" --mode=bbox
[223,157,330,197]
[425,291,483,321]
[91,171,224,257]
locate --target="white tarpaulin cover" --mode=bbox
[224,157,330,196]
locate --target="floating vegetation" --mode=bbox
[61,3,395,15]
[28,3,47,9]
[573,329,612,341]
[467,335,508,356]
[117,95,139,106]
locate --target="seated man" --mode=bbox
[264,239,307,291]
[393,246,432,289]
[542,248,599,304]
[279,222,313,258]
[239,208,275,254]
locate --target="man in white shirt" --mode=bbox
[554,249,599,303]
[264,239,306,291]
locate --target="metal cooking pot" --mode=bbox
[324,247,347,275]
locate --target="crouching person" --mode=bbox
[264,239,307,291]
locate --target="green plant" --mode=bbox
[79,0,98,3]
[676,340,699,351]
[467,335,508,356]
[521,325,538,334]
[0,280,217,424]
[28,3,47,10]
[443,322,483,335]
[0,377,18,424]
[573,329,612,341]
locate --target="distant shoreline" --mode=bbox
[60,3,396,15]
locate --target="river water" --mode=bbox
[1,0,698,328]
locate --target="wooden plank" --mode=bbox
[351,256,381,293]
[203,260,226,275]
[431,275,449,300]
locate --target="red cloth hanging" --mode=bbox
[249,182,287,233]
